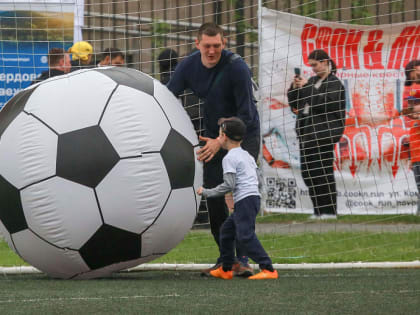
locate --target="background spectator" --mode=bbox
[68,41,94,71]
[287,49,346,219]
[403,86,420,216]
[158,48,178,84]
[403,60,420,111]
[31,48,71,85]
[97,48,125,67]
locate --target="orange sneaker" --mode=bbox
[200,263,221,277]
[210,266,233,280]
[232,262,254,277]
[248,269,278,280]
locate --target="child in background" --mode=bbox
[197,117,278,279]
[403,86,420,215]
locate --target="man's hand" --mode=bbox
[197,187,203,195]
[197,136,221,162]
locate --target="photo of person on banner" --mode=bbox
[287,49,346,219]
[403,60,420,112]
[402,62,420,216]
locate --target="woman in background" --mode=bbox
[287,49,346,219]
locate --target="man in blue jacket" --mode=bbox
[167,22,260,277]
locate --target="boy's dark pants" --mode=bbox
[219,195,272,270]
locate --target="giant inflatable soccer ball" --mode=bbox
[0,67,202,279]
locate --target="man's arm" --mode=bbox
[166,61,186,97]
[201,172,236,198]
[230,60,258,127]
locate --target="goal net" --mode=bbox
[0,0,419,273]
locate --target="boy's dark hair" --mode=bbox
[101,48,124,62]
[405,60,420,86]
[218,117,246,142]
[308,49,338,75]
[48,48,66,67]
[198,22,224,40]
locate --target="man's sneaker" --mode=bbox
[248,269,278,280]
[232,262,254,277]
[210,266,233,280]
[200,263,221,277]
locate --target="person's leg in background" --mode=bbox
[314,144,337,216]
[411,162,420,215]
[300,141,321,216]
[202,151,228,262]
[241,132,260,162]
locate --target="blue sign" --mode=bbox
[0,41,71,109]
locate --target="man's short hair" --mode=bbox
[48,48,66,67]
[198,22,224,40]
[101,48,124,62]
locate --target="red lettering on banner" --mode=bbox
[363,30,384,69]
[301,25,363,69]
[301,24,420,70]
[301,24,317,65]
[330,28,347,68]
[387,26,417,69]
[345,30,363,69]
[403,25,420,67]
[316,27,332,52]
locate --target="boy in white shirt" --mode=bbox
[198,117,278,280]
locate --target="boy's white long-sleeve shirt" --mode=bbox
[201,147,263,202]
[202,172,236,198]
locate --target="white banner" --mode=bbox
[259,7,420,214]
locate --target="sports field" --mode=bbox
[0,269,419,314]
[1,215,419,314]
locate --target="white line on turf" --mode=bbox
[0,294,180,304]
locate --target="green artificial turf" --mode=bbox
[0,269,419,314]
[2,229,419,267]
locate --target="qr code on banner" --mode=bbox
[265,177,296,209]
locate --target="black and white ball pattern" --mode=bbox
[0,67,202,279]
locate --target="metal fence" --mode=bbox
[83,0,418,78]
[81,0,419,226]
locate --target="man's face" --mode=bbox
[195,33,225,68]
[111,55,125,66]
[58,54,71,73]
[82,54,93,65]
[408,101,420,119]
[409,66,420,83]
[409,100,420,109]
